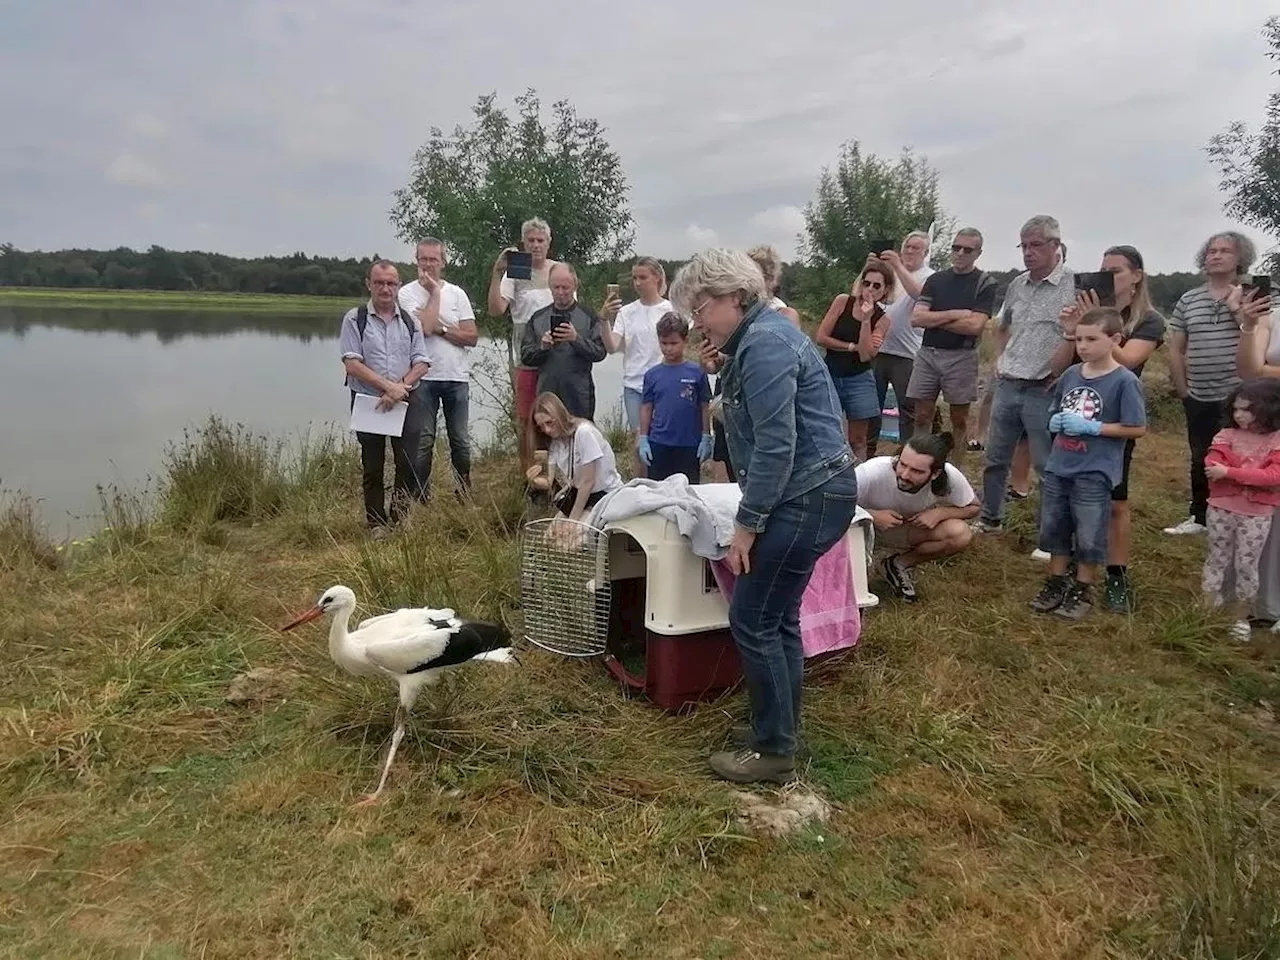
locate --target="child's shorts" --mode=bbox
[1039,469,1112,565]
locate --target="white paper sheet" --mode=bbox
[349,394,409,437]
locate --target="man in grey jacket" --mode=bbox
[519,262,608,418]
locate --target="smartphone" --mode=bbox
[551,309,572,330]
[605,283,620,300]
[870,238,895,256]
[1073,270,1116,306]
[506,250,533,280]
[1243,274,1272,299]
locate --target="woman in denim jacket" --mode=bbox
[670,249,858,784]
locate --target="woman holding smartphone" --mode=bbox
[815,262,895,462]
[599,257,671,437]
[1058,245,1166,613]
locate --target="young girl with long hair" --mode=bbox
[1202,378,1280,642]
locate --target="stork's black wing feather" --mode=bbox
[406,620,511,673]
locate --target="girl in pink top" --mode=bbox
[1203,378,1280,641]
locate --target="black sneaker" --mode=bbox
[881,554,918,602]
[1054,581,1094,621]
[1104,571,1133,614]
[1030,575,1072,613]
[1005,487,1028,502]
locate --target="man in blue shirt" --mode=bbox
[339,259,430,536]
[638,313,712,482]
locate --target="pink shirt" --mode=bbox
[1206,428,1280,516]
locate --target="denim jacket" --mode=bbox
[720,301,854,532]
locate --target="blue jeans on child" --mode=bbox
[729,465,858,757]
[623,387,644,431]
[1038,470,1112,565]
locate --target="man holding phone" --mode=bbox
[975,215,1079,533]
[487,217,559,470]
[1163,231,1256,535]
[519,263,607,419]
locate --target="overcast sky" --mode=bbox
[2,0,1277,273]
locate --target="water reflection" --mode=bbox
[0,303,623,536]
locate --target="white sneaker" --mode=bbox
[1030,549,1051,562]
[1163,518,1207,536]
[1271,620,1280,635]
[1230,620,1253,643]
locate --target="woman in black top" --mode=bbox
[815,261,894,461]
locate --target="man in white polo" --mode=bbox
[399,238,478,497]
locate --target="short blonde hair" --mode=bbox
[669,248,768,314]
[746,244,784,294]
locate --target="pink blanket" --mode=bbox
[710,538,861,658]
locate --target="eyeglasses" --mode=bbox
[1018,239,1058,251]
[951,244,978,254]
[369,280,400,288]
[864,281,885,290]
[691,298,714,318]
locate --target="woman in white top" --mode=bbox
[599,257,672,432]
[1237,293,1280,626]
[531,392,622,522]
[746,245,801,326]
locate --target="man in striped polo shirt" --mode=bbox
[1164,231,1257,535]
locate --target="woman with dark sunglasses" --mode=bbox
[815,260,895,461]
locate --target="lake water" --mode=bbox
[0,304,624,537]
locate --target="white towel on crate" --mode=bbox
[588,477,875,564]
[588,477,738,560]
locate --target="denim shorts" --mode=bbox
[831,370,881,421]
[622,387,644,431]
[1039,470,1112,565]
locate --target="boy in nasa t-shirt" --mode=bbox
[1031,307,1147,620]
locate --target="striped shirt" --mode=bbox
[1169,284,1241,401]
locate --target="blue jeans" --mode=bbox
[414,381,471,492]
[729,466,858,757]
[623,387,644,431]
[1038,470,1112,565]
[980,377,1055,525]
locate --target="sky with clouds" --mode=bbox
[2,0,1277,274]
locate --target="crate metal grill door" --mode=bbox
[520,518,611,657]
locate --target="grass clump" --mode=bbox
[0,493,60,572]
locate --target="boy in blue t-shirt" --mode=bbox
[1031,306,1147,620]
[639,313,713,483]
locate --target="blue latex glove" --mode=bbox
[1060,412,1102,437]
[638,435,653,466]
[698,433,714,462]
[1048,412,1067,434]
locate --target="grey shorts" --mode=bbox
[905,346,980,405]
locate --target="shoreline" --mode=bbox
[0,286,352,313]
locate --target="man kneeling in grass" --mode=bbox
[857,432,980,602]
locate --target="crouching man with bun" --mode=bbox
[856,432,980,603]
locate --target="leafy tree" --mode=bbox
[796,141,954,315]
[389,89,634,327]
[1208,16,1280,271]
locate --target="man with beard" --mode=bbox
[855,432,980,602]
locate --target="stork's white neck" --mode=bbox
[328,604,356,664]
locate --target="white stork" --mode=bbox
[280,585,516,806]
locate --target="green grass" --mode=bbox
[0,286,350,312]
[2,417,1280,958]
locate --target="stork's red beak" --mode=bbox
[280,605,325,632]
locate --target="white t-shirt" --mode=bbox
[879,264,934,360]
[550,422,621,494]
[398,279,476,383]
[499,261,557,341]
[614,298,672,392]
[854,456,975,516]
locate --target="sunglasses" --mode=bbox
[951,243,978,254]
[863,280,886,290]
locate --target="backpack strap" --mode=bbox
[355,304,415,341]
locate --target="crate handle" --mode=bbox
[602,653,645,691]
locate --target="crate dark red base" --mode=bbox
[603,577,742,713]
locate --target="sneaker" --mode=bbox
[966,439,984,452]
[1030,549,1051,562]
[1104,571,1133,614]
[1005,487,1028,502]
[1163,517,1207,536]
[971,519,1002,534]
[708,747,796,785]
[1271,621,1280,635]
[882,554,918,602]
[369,525,392,542]
[1030,575,1072,613]
[1054,582,1094,621]
[729,724,809,759]
[1230,620,1253,643]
